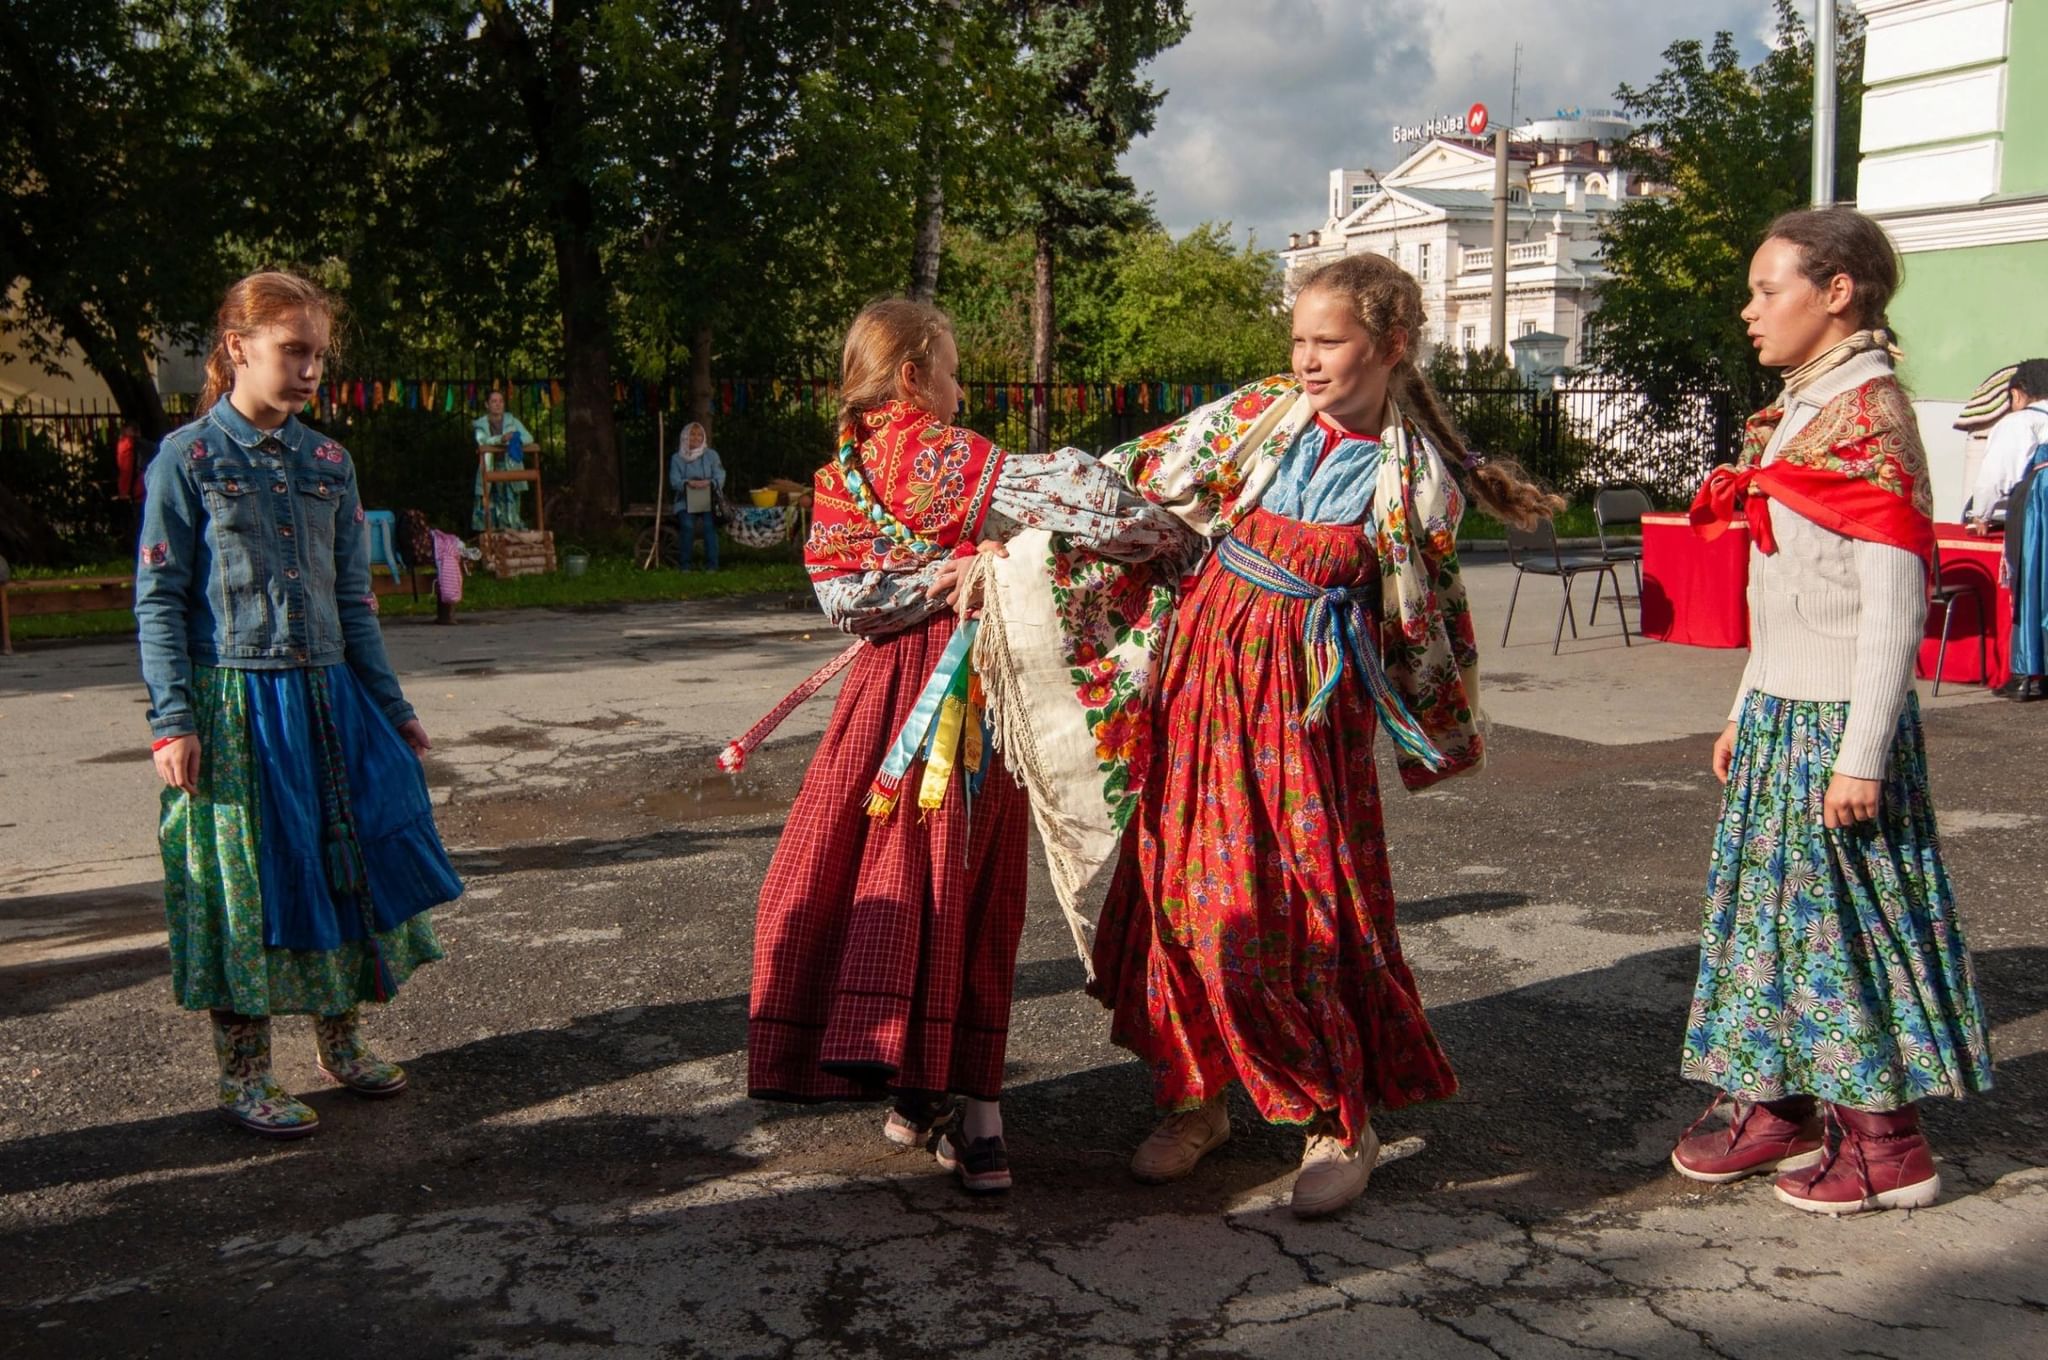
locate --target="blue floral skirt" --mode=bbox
[159,665,461,1016]
[1681,692,1993,1109]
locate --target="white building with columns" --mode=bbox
[1280,113,1661,366]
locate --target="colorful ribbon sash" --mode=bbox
[1216,533,1444,770]
[866,621,988,816]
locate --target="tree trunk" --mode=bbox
[558,229,621,528]
[55,304,170,440]
[690,323,715,429]
[1030,221,1055,455]
[481,0,620,533]
[907,1,959,303]
[908,171,945,304]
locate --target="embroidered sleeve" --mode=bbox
[983,447,1200,565]
[814,564,947,637]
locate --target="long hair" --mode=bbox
[1764,207,1903,341]
[836,298,952,450]
[1297,255,1563,527]
[196,271,341,416]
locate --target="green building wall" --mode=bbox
[2000,0,2048,197]
[1894,239,2048,400]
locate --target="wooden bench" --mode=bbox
[2,569,439,653]
[0,575,136,655]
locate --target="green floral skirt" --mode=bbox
[1681,692,1993,1110]
[160,666,446,1016]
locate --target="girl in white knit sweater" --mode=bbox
[1671,208,1992,1215]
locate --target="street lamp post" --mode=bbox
[1812,0,1838,207]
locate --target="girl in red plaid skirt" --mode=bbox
[746,299,1193,1192]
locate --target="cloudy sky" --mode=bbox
[1123,0,1790,248]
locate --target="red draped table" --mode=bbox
[1923,527,2011,688]
[1638,512,2012,687]
[1640,511,1750,647]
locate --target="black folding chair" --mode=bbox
[1589,486,1651,625]
[1503,519,1634,655]
[1927,538,1989,696]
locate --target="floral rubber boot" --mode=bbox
[314,1009,409,1097]
[212,1012,320,1139]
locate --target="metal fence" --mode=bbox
[1435,380,1739,505]
[3,374,1735,562]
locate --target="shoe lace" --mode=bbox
[1304,1131,1348,1158]
[1679,1091,1746,1151]
[1786,1105,1872,1196]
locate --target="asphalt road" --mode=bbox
[2,565,2043,1359]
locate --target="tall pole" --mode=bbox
[1490,125,1509,353]
[1812,0,1838,207]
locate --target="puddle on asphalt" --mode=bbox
[465,724,557,751]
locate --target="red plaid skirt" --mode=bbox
[1089,509,1458,1143]
[748,613,1029,1103]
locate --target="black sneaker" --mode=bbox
[884,1093,958,1148]
[935,1132,1013,1193]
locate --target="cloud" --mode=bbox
[1125,0,1787,250]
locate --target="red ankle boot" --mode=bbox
[1773,1103,1940,1215]
[1672,1093,1824,1183]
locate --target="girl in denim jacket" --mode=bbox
[136,272,463,1139]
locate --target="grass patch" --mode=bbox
[1460,504,1604,541]
[6,550,811,645]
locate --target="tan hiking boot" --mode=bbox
[1131,1097,1230,1183]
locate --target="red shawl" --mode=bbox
[804,401,1007,582]
[1691,374,1934,568]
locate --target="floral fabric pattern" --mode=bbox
[1683,691,1993,1109]
[805,401,1005,582]
[161,666,444,1016]
[1739,375,1932,517]
[974,376,1486,957]
[1089,508,1460,1143]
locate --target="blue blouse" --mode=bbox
[1261,415,1384,526]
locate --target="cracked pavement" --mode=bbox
[3,564,2045,1359]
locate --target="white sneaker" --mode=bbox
[1290,1120,1378,1219]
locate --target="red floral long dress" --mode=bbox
[1089,425,1459,1145]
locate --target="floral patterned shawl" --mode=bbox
[805,401,1007,582]
[972,375,1484,958]
[1691,373,1934,568]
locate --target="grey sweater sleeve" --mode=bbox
[1835,540,1926,780]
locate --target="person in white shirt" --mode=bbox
[1964,359,2048,532]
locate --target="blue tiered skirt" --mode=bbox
[159,664,462,1016]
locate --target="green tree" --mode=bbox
[1586,0,1865,420]
[0,0,233,440]
[1061,223,1289,377]
[976,0,1189,449]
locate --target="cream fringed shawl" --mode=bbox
[970,375,1487,968]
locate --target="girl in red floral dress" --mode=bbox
[1061,256,1559,1217]
[746,299,1187,1193]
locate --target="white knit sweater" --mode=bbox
[1728,350,1928,780]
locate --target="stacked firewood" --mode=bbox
[478,529,557,579]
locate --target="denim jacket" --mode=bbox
[135,401,415,739]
